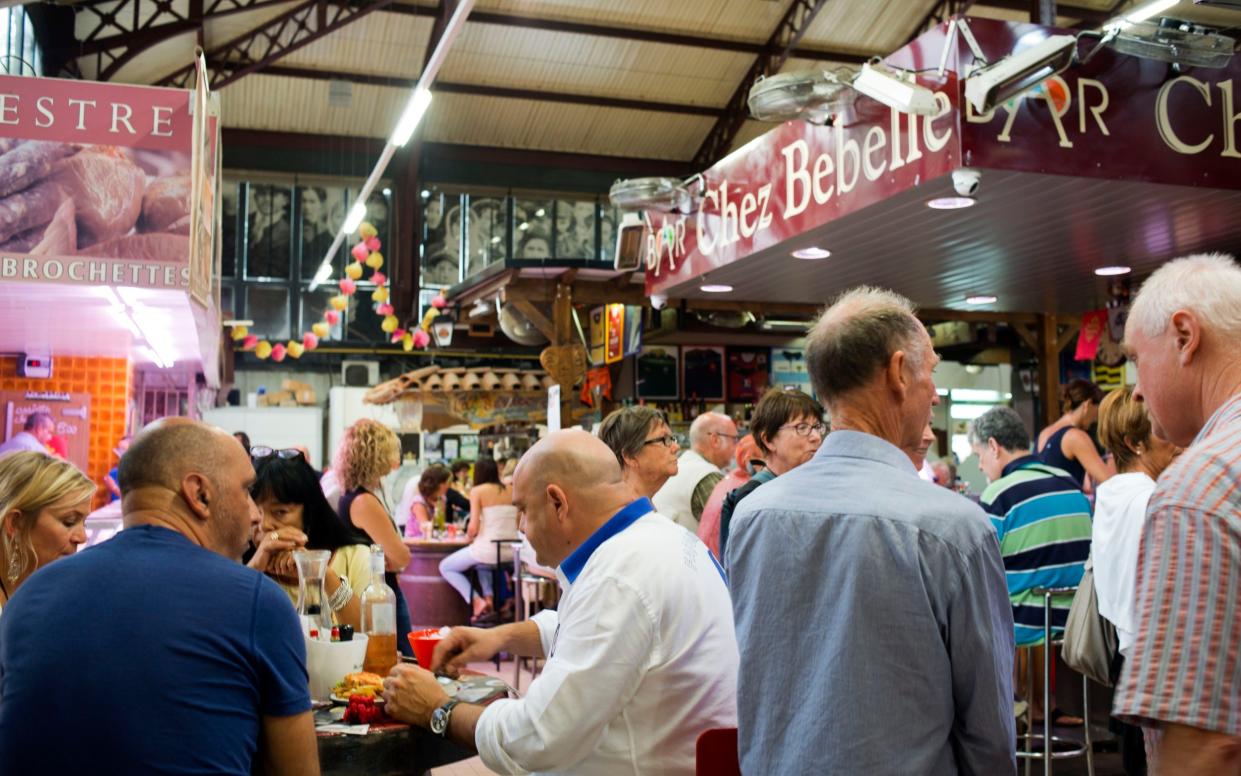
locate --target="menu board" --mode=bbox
[1,390,91,472]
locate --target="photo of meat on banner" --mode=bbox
[0,76,197,293]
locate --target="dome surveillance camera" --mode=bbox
[952,169,981,197]
[650,293,668,311]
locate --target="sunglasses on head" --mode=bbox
[251,446,305,462]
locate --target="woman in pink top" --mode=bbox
[697,434,761,559]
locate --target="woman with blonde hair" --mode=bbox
[333,419,413,654]
[0,451,95,613]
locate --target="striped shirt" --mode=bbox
[1113,393,1241,741]
[980,456,1092,647]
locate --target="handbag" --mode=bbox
[1062,556,1118,687]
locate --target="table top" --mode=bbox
[403,537,469,549]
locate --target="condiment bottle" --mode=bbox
[360,544,398,675]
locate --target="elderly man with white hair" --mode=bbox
[1111,253,1241,773]
[653,411,737,531]
[729,286,1015,775]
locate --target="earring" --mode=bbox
[4,533,24,585]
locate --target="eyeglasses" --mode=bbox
[779,422,827,438]
[251,446,305,462]
[642,434,677,448]
[710,432,739,441]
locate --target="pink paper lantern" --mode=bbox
[365,236,381,252]
[412,329,431,348]
[339,278,357,295]
[376,303,395,316]
[370,271,387,287]
[303,332,320,351]
[242,335,258,350]
[324,310,341,325]
[351,242,369,262]
[271,343,287,362]
[431,294,447,309]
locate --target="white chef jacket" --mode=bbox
[474,498,739,775]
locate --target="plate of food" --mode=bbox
[330,671,385,704]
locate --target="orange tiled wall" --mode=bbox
[0,356,132,506]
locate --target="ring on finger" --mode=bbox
[269,531,279,542]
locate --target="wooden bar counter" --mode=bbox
[400,538,470,630]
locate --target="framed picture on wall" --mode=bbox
[635,346,679,400]
[726,347,771,402]
[682,346,725,402]
[772,348,814,396]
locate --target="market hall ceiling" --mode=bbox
[45,0,1236,164]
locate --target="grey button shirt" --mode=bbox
[728,430,1016,776]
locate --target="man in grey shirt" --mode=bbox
[728,287,1015,775]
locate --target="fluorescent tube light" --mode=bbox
[390,88,433,147]
[341,202,367,236]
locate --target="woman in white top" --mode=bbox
[438,457,517,619]
[1093,386,1181,658]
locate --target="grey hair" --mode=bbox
[688,412,728,448]
[597,406,667,469]
[967,407,1030,453]
[805,286,928,402]
[1128,253,1241,340]
[23,412,53,432]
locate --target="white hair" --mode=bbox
[689,412,728,448]
[1129,253,1241,340]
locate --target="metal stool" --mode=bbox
[1017,587,1094,776]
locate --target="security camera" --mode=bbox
[952,169,981,197]
[650,293,668,311]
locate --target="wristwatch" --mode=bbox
[430,698,460,737]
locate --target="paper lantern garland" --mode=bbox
[230,220,452,360]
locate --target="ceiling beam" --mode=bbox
[257,65,724,117]
[386,3,873,64]
[692,0,833,169]
[155,0,397,89]
[973,0,1108,23]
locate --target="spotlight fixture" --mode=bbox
[748,69,855,125]
[609,176,700,214]
[701,284,734,293]
[966,294,998,305]
[1094,265,1132,276]
[852,62,938,115]
[1109,19,1235,69]
[964,34,1077,113]
[791,247,832,260]
[926,196,976,210]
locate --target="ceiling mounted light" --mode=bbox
[852,62,938,115]
[1114,0,1180,27]
[1109,19,1235,68]
[609,176,699,214]
[966,294,998,305]
[791,247,831,260]
[701,284,733,293]
[1094,265,1132,276]
[391,87,433,147]
[964,34,1077,113]
[926,196,976,210]
[748,69,855,125]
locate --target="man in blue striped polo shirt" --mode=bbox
[970,406,1092,647]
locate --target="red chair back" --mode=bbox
[696,727,741,776]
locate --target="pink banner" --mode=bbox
[0,75,193,290]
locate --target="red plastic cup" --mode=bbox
[408,628,443,670]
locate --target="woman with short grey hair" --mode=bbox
[597,406,679,499]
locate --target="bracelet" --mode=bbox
[328,576,353,612]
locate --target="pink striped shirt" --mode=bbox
[1114,393,1241,744]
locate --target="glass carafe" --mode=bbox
[293,549,333,637]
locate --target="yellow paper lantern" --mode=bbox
[401,332,414,352]
[286,341,305,359]
[365,251,384,269]
[371,287,389,303]
[330,295,348,311]
[345,262,364,280]
[255,341,273,359]
[230,325,248,340]
[381,315,398,333]
[359,222,378,240]
[312,322,330,339]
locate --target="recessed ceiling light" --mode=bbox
[701,284,733,293]
[927,196,976,210]
[792,247,831,260]
[966,294,998,305]
[1094,265,1132,276]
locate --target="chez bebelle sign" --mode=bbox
[645,16,1241,295]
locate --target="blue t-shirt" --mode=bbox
[0,524,310,775]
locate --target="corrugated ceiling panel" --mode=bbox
[965,7,1087,27]
[204,1,306,46]
[96,31,196,84]
[798,0,937,55]
[472,0,786,44]
[278,13,433,76]
[220,75,404,139]
[727,120,775,155]
[440,23,751,108]
[422,92,712,159]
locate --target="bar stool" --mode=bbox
[1017,586,1093,776]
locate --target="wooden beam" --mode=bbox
[1038,313,1061,428]
[506,279,646,307]
[510,299,557,342]
[1056,321,1081,353]
[920,308,1041,324]
[1013,323,1039,353]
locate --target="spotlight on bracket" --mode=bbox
[964,34,1077,113]
[748,69,856,125]
[1109,19,1235,69]
[852,62,938,115]
[608,176,700,215]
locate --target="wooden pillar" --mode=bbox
[394,143,421,324]
[1037,313,1060,429]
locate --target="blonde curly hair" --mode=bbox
[334,419,400,492]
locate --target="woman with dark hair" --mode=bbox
[246,450,373,630]
[438,457,517,620]
[401,465,452,538]
[1037,378,1114,488]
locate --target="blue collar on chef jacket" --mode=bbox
[559,497,653,585]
